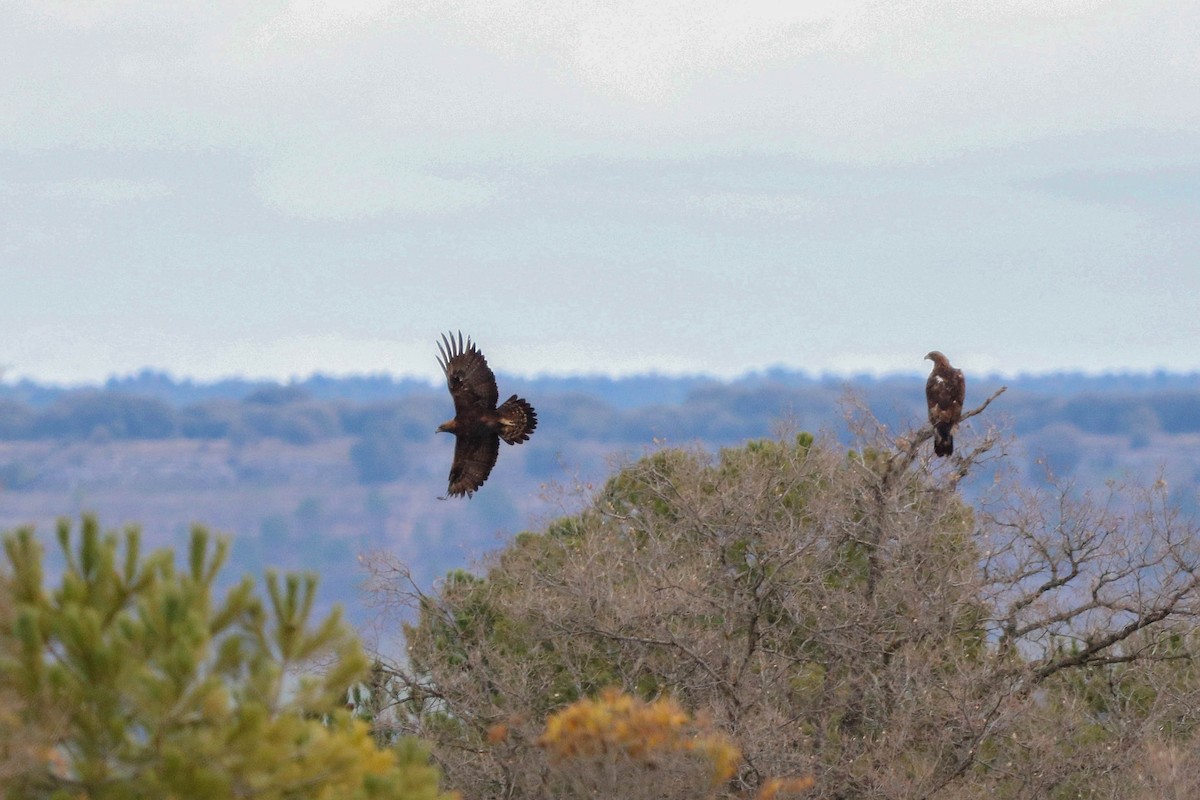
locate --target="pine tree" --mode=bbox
[0,515,455,800]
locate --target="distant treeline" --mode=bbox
[6,367,1200,408]
[1,371,1198,449]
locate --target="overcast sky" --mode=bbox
[2,1,1197,385]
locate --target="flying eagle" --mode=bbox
[436,331,537,498]
[925,351,965,457]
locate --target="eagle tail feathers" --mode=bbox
[933,424,954,457]
[497,395,537,444]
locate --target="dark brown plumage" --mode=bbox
[436,331,537,498]
[925,351,965,457]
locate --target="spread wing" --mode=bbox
[437,331,499,414]
[444,434,500,498]
[926,368,965,426]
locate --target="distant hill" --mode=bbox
[2,369,1200,454]
[0,368,1198,625]
[9,367,1200,408]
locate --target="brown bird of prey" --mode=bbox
[436,331,537,498]
[925,351,965,457]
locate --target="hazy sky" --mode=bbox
[2,1,1197,384]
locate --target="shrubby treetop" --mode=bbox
[367,389,1200,799]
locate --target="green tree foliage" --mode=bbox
[0,571,60,792]
[0,516,455,800]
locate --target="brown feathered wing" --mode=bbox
[438,331,498,418]
[446,435,500,498]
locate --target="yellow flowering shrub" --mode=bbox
[755,775,816,799]
[538,688,740,795]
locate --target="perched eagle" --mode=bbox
[925,351,965,457]
[436,331,537,498]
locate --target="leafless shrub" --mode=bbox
[365,388,1200,799]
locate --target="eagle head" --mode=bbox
[436,419,458,434]
[925,351,948,366]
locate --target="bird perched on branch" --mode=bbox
[925,351,965,457]
[436,331,537,498]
